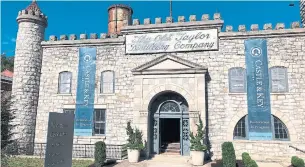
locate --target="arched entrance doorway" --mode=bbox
[148,91,190,156]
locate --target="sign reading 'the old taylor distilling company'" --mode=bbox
[126,29,218,54]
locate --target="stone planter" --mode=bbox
[127,149,140,163]
[191,150,205,166]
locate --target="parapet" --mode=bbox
[120,12,304,36]
[224,22,301,32]
[42,33,124,47]
[121,13,224,34]
[48,33,120,42]
[16,9,48,27]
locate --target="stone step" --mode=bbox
[160,148,180,153]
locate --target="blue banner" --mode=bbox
[245,39,273,140]
[74,47,96,136]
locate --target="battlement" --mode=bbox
[47,32,121,42]
[17,9,48,27]
[42,12,305,45]
[225,22,301,32]
[121,13,304,35]
[42,33,124,47]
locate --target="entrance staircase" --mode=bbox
[160,142,180,154]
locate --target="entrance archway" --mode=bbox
[148,91,190,156]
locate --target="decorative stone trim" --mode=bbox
[132,54,207,73]
[142,83,195,111]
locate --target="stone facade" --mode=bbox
[12,5,47,154]
[12,1,305,164]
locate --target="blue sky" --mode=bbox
[1,1,301,57]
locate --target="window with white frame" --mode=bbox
[229,67,246,93]
[233,115,289,140]
[62,109,106,135]
[94,109,106,135]
[270,67,288,93]
[101,71,115,93]
[58,71,72,94]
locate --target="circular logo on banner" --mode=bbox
[250,47,262,57]
[84,54,91,62]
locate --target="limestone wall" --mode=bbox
[35,15,305,163]
[12,10,47,152]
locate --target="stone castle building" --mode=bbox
[11,0,305,163]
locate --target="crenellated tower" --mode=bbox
[12,0,47,154]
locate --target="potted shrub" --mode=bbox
[125,121,144,163]
[189,117,207,165]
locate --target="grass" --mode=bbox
[5,157,93,167]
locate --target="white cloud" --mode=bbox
[11,38,16,42]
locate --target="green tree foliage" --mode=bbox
[1,92,17,167]
[1,54,14,72]
[1,92,16,149]
[189,116,207,151]
[221,142,236,167]
[125,121,144,150]
[94,141,106,167]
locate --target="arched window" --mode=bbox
[159,101,180,113]
[233,115,289,140]
[229,67,246,93]
[101,71,115,93]
[270,67,288,93]
[58,71,72,94]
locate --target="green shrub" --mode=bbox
[242,152,251,166]
[291,156,305,167]
[291,156,298,165]
[221,142,236,167]
[189,116,207,151]
[125,121,144,150]
[94,141,106,167]
[247,159,258,167]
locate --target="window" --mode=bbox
[62,109,106,135]
[63,109,74,115]
[233,116,246,139]
[229,68,246,93]
[159,101,180,112]
[233,115,289,140]
[58,71,72,94]
[270,67,288,93]
[94,109,106,135]
[101,71,115,93]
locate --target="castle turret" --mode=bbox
[12,0,47,154]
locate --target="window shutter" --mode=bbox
[271,67,288,93]
[229,68,246,93]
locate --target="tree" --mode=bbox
[1,92,17,151]
[1,54,14,72]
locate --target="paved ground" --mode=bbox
[109,155,287,167]
[110,160,286,167]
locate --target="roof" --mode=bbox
[25,0,42,13]
[1,69,13,78]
